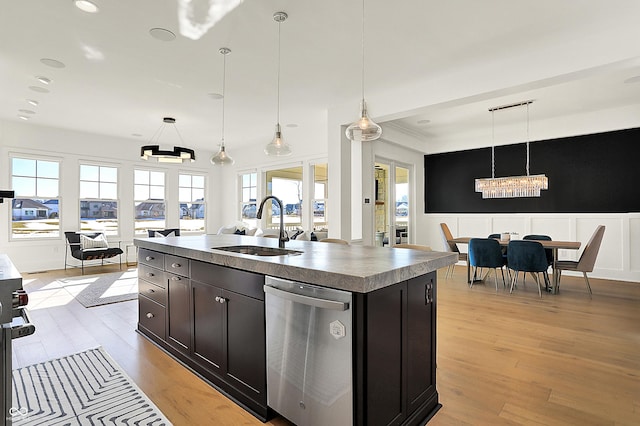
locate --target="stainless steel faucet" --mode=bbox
[256,195,289,249]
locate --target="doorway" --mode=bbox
[374,160,410,247]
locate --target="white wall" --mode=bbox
[0,119,221,272]
[422,213,640,283]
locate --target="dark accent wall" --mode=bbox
[424,127,640,213]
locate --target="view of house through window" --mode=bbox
[134,169,166,234]
[312,163,328,229]
[266,166,303,230]
[80,164,118,235]
[240,172,257,227]
[11,157,61,239]
[179,173,205,233]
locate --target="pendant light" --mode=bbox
[211,47,235,166]
[345,0,382,142]
[264,11,292,156]
[141,117,195,163]
[475,100,549,198]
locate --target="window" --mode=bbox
[179,173,205,233]
[240,172,257,227]
[79,164,118,235]
[266,166,303,229]
[134,169,165,234]
[311,163,328,230]
[11,157,61,239]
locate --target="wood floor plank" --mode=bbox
[13,264,640,425]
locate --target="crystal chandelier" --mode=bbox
[475,101,548,199]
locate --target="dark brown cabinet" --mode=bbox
[355,271,439,426]
[137,251,268,421]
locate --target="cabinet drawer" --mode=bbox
[138,263,166,288]
[139,294,166,339]
[139,279,166,305]
[165,255,189,277]
[191,260,264,300]
[139,248,164,269]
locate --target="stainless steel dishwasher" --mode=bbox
[264,276,352,426]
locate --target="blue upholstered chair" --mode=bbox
[507,240,550,298]
[468,238,507,292]
[523,234,553,266]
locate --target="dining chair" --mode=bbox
[507,240,550,298]
[394,244,432,251]
[468,238,507,292]
[319,238,349,245]
[440,223,468,279]
[523,234,553,266]
[555,225,605,296]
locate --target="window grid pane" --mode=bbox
[11,157,61,239]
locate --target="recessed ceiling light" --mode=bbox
[149,28,176,41]
[417,119,431,125]
[624,75,640,84]
[208,92,223,100]
[26,99,39,106]
[40,58,66,68]
[29,86,50,93]
[36,76,52,85]
[74,0,99,13]
[18,115,30,120]
[18,109,36,114]
[285,123,299,128]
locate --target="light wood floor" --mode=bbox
[13,264,640,425]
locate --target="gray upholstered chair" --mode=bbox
[440,223,468,279]
[555,225,605,296]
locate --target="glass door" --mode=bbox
[374,161,410,247]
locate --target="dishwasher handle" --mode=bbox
[264,285,349,311]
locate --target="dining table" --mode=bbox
[447,237,581,294]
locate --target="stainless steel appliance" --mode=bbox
[264,276,352,426]
[1,255,35,426]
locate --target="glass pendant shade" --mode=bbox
[264,123,292,156]
[345,100,382,142]
[210,141,234,165]
[265,12,292,157]
[211,47,235,166]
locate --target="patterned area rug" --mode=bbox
[57,269,138,308]
[11,347,172,425]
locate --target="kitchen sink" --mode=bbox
[214,245,303,257]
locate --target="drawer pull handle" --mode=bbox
[145,256,154,261]
[146,312,154,319]
[171,263,181,268]
[171,276,181,281]
[215,296,226,304]
[146,273,154,277]
[148,288,155,293]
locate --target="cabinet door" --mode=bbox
[224,289,266,399]
[406,273,436,414]
[167,274,191,354]
[192,280,224,374]
[365,283,405,426]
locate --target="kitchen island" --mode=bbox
[134,234,457,426]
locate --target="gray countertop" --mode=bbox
[134,235,458,293]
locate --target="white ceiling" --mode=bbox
[2,0,640,154]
